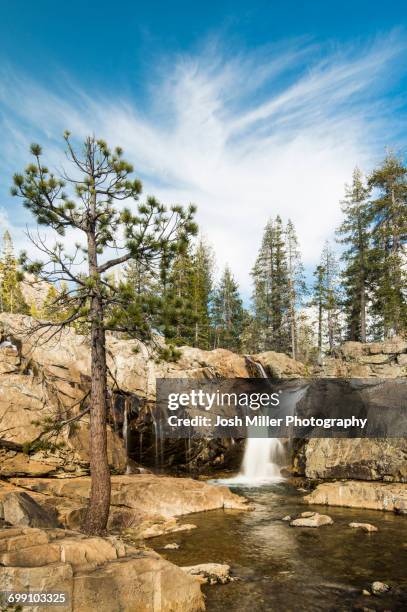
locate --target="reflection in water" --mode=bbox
[154,482,407,612]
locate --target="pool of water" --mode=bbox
[152,482,407,611]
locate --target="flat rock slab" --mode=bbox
[10,474,250,518]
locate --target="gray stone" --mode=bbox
[3,492,60,528]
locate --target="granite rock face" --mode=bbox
[303,438,407,482]
[304,481,407,513]
[0,313,406,480]
[0,313,306,475]
[293,377,407,483]
[0,526,205,612]
[317,336,407,378]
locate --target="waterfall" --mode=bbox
[240,437,285,482]
[151,408,165,469]
[223,356,286,485]
[122,402,128,452]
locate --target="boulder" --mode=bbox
[371,581,390,595]
[339,342,365,360]
[0,343,20,374]
[0,562,74,612]
[397,353,407,366]
[2,492,60,528]
[0,527,205,612]
[73,554,204,612]
[290,512,333,527]
[359,354,390,364]
[249,351,306,378]
[304,481,407,513]
[181,563,233,585]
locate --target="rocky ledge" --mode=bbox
[1,473,250,538]
[0,474,249,611]
[304,480,407,514]
[0,526,204,612]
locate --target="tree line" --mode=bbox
[123,152,406,358]
[2,152,406,361]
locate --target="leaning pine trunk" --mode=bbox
[83,295,111,535]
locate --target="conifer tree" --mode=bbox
[0,230,28,314]
[125,257,157,297]
[286,219,306,359]
[311,243,341,354]
[311,264,325,356]
[367,153,407,338]
[321,241,341,351]
[252,216,290,353]
[160,246,196,345]
[212,266,244,352]
[191,237,214,349]
[12,134,196,535]
[337,167,371,342]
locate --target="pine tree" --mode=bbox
[286,219,306,359]
[212,266,244,352]
[311,243,341,354]
[125,258,157,297]
[311,264,325,356]
[321,241,341,351]
[0,231,28,314]
[12,134,196,535]
[240,311,262,354]
[337,167,371,341]
[368,153,407,338]
[251,216,290,353]
[191,237,214,349]
[160,246,196,346]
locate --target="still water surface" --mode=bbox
[154,482,407,611]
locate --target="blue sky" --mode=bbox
[1,0,407,297]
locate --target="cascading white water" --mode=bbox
[122,404,128,452]
[240,437,285,483]
[219,356,286,486]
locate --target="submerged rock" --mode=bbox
[281,515,291,521]
[181,562,233,585]
[164,543,180,549]
[290,512,333,527]
[349,522,378,533]
[371,581,390,595]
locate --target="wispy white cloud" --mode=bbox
[0,33,405,297]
